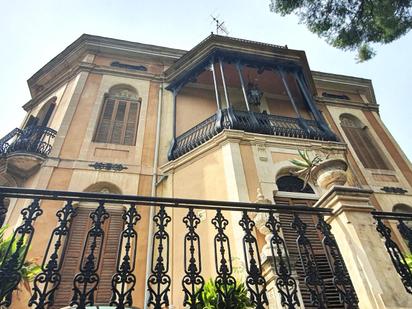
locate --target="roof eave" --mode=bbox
[27,34,187,98]
[164,35,317,94]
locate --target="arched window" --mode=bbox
[393,203,412,235]
[53,182,124,306]
[276,175,315,193]
[94,85,141,145]
[25,96,57,128]
[340,114,391,170]
[393,203,412,214]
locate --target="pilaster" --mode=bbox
[315,186,412,308]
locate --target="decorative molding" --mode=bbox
[160,129,346,174]
[88,162,128,171]
[322,92,350,100]
[381,186,408,194]
[110,61,147,72]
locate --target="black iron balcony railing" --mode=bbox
[169,108,337,160]
[0,126,56,158]
[0,186,359,309]
[372,211,412,294]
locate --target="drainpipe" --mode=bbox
[144,81,164,309]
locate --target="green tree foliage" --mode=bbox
[269,0,412,61]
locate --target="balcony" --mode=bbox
[169,108,337,160]
[0,126,56,178]
[165,37,338,161]
[0,187,379,308]
[0,187,411,308]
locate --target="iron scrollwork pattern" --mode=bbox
[265,211,300,308]
[182,208,204,308]
[169,108,337,160]
[239,210,268,308]
[316,215,358,308]
[0,199,43,307]
[291,213,327,308]
[147,206,172,308]
[375,217,412,294]
[212,209,237,306]
[0,196,7,228]
[397,219,412,253]
[29,200,77,308]
[110,203,141,308]
[70,201,110,307]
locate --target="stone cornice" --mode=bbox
[27,34,185,99]
[164,34,317,94]
[24,61,166,111]
[314,185,375,217]
[315,97,380,112]
[161,129,347,173]
[312,70,377,105]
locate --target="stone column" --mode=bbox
[315,186,412,309]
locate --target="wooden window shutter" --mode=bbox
[110,101,127,144]
[95,98,116,143]
[341,115,391,170]
[274,197,357,308]
[124,102,140,145]
[52,206,124,308]
[94,207,124,302]
[94,96,140,145]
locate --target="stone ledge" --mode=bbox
[314,185,375,216]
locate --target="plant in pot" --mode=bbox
[405,253,412,272]
[189,278,253,309]
[290,149,348,190]
[0,226,41,308]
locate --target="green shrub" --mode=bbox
[404,253,412,272]
[0,226,41,294]
[193,278,253,309]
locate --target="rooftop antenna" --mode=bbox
[210,14,229,35]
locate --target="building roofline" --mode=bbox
[26,34,377,104]
[312,70,377,104]
[164,34,317,93]
[312,70,372,85]
[27,34,187,96]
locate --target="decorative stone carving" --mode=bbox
[381,186,408,194]
[253,188,273,259]
[89,162,128,171]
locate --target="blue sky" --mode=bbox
[1,0,411,160]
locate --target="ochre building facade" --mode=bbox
[1,34,412,309]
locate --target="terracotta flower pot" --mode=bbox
[312,158,348,190]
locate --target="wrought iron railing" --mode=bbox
[0,126,56,158]
[372,211,412,294]
[0,186,358,309]
[169,108,337,160]
[171,113,219,159]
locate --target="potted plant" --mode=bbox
[290,149,348,190]
[405,254,412,271]
[190,278,253,309]
[0,226,41,308]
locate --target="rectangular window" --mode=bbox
[94,97,141,145]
